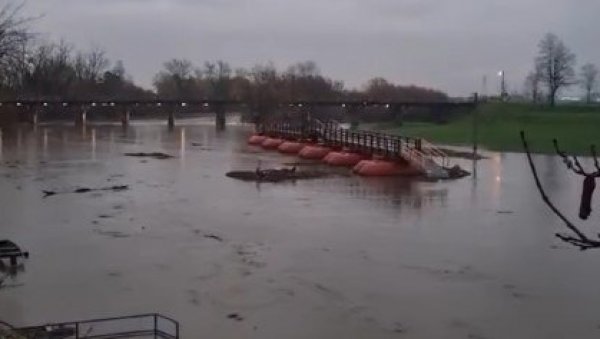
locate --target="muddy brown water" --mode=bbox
[1,120,600,339]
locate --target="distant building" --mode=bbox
[558,96,582,102]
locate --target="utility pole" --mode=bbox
[482,75,488,100]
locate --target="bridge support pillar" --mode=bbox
[30,110,39,126]
[215,104,226,131]
[168,111,175,129]
[121,110,130,128]
[391,105,406,125]
[75,109,87,126]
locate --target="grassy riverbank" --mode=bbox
[365,103,600,154]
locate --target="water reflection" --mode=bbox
[179,128,186,166]
[0,261,25,280]
[91,128,97,161]
[331,177,448,211]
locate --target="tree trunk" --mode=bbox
[587,90,592,105]
[549,89,557,107]
[215,104,226,131]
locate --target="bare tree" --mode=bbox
[535,33,576,107]
[524,64,543,103]
[0,2,34,93]
[246,62,281,122]
[0,2,32,61]
[153,59,197,98]
[25,40,76,98]
[203,60,231,99]
[580,63,598,104]
[74,46,109,83]
[164,59,193,79]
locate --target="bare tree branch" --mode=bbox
[521,131,600,250]
[592,145,600,173]
[553,138,585,175]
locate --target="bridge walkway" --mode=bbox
[261,119,451,178]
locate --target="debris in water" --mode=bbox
[204,234,224,242]
[93,230,131,239]
[191,143,213,150]
[226,168,327,183]
[43,185,129,198]
[444,165,471,179]
[43,190,57,197]
[124,152,173,159]
[227,313,244,322]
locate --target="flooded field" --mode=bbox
[1,120,600,338]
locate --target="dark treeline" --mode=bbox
[0,48,448,104]
[0,3,449,125]
[152,59,448,112]
[0,40,154,101]
[0,4,447,104]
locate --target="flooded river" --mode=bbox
[1,121,600,338]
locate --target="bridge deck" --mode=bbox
[0,99,475,108]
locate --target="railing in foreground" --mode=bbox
[15,313,179,339]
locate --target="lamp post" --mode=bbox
[472,92,479,159]
[498,70,507,101]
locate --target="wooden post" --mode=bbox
[168,111,175,129]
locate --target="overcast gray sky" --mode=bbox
[22,0,600,96]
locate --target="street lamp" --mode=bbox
[498,70,507,101]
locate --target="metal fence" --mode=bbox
[15,313,179,339]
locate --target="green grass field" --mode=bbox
[366,103,600,154]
